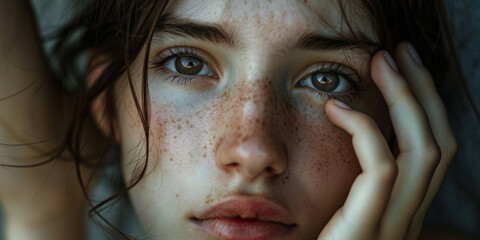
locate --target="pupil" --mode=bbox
[311,73,339,92]
[175,56,203,75]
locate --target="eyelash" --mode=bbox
[298,63,367,103]
[150,47,367,103]
[151,47,214,84]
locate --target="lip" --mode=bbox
[191,196,296,240]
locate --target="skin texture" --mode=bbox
[112,0,392,239]
[0,0,461,239]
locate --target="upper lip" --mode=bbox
[192,195,296,226]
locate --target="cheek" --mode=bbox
[120,101,213,232]
[146,96,220,192]
[287,94,360,185]
[285,102,360,229]
[293,119,359,186]
[148,101,211,172]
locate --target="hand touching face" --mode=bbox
[319,43,457,240]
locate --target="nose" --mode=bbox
[215,83,287,181]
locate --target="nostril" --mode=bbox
[227,163,240,168]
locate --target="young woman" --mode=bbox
[0,0,473,239]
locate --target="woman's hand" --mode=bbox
[320,42,458,240]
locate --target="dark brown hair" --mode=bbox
[50,0,477,239]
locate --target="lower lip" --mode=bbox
[192,218,295,240]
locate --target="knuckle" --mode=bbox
[377,161,398,183]
[420,142,441,167]
[416,79,435,102]
[443,137,458,162]
[421,70,435,85]
[356,115,379,131]
[389,96,419,114]
[389,88,412,107]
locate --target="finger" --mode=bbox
[395,42,458,239]
[318,100,397,240]
[370,50,441,240]
[371,50,439,156]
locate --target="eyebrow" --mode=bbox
[154,18,236,47]
[295,32,381,54]
[154,18,380,54]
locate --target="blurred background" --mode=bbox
[0,0,479,239]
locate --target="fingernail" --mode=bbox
[407,43,423,65]
[334,99,351,109]
[384,51,399,72]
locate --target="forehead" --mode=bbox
[167,0,377,45]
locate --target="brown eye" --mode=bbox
[296,71,352,93]
[311,73,339,92]
[163,53,215,77]
[175,56,204,75]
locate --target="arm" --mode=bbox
[0,1,101,239]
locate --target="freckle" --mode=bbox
[174,136,177,139]
[203,153,207,158]
[176,194,179,198]
[204,145,207,149]
[170,158,173,161]
[177,125,182,130]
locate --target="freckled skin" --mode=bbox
[113,0,390,239]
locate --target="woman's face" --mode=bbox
[113,0,391,239]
